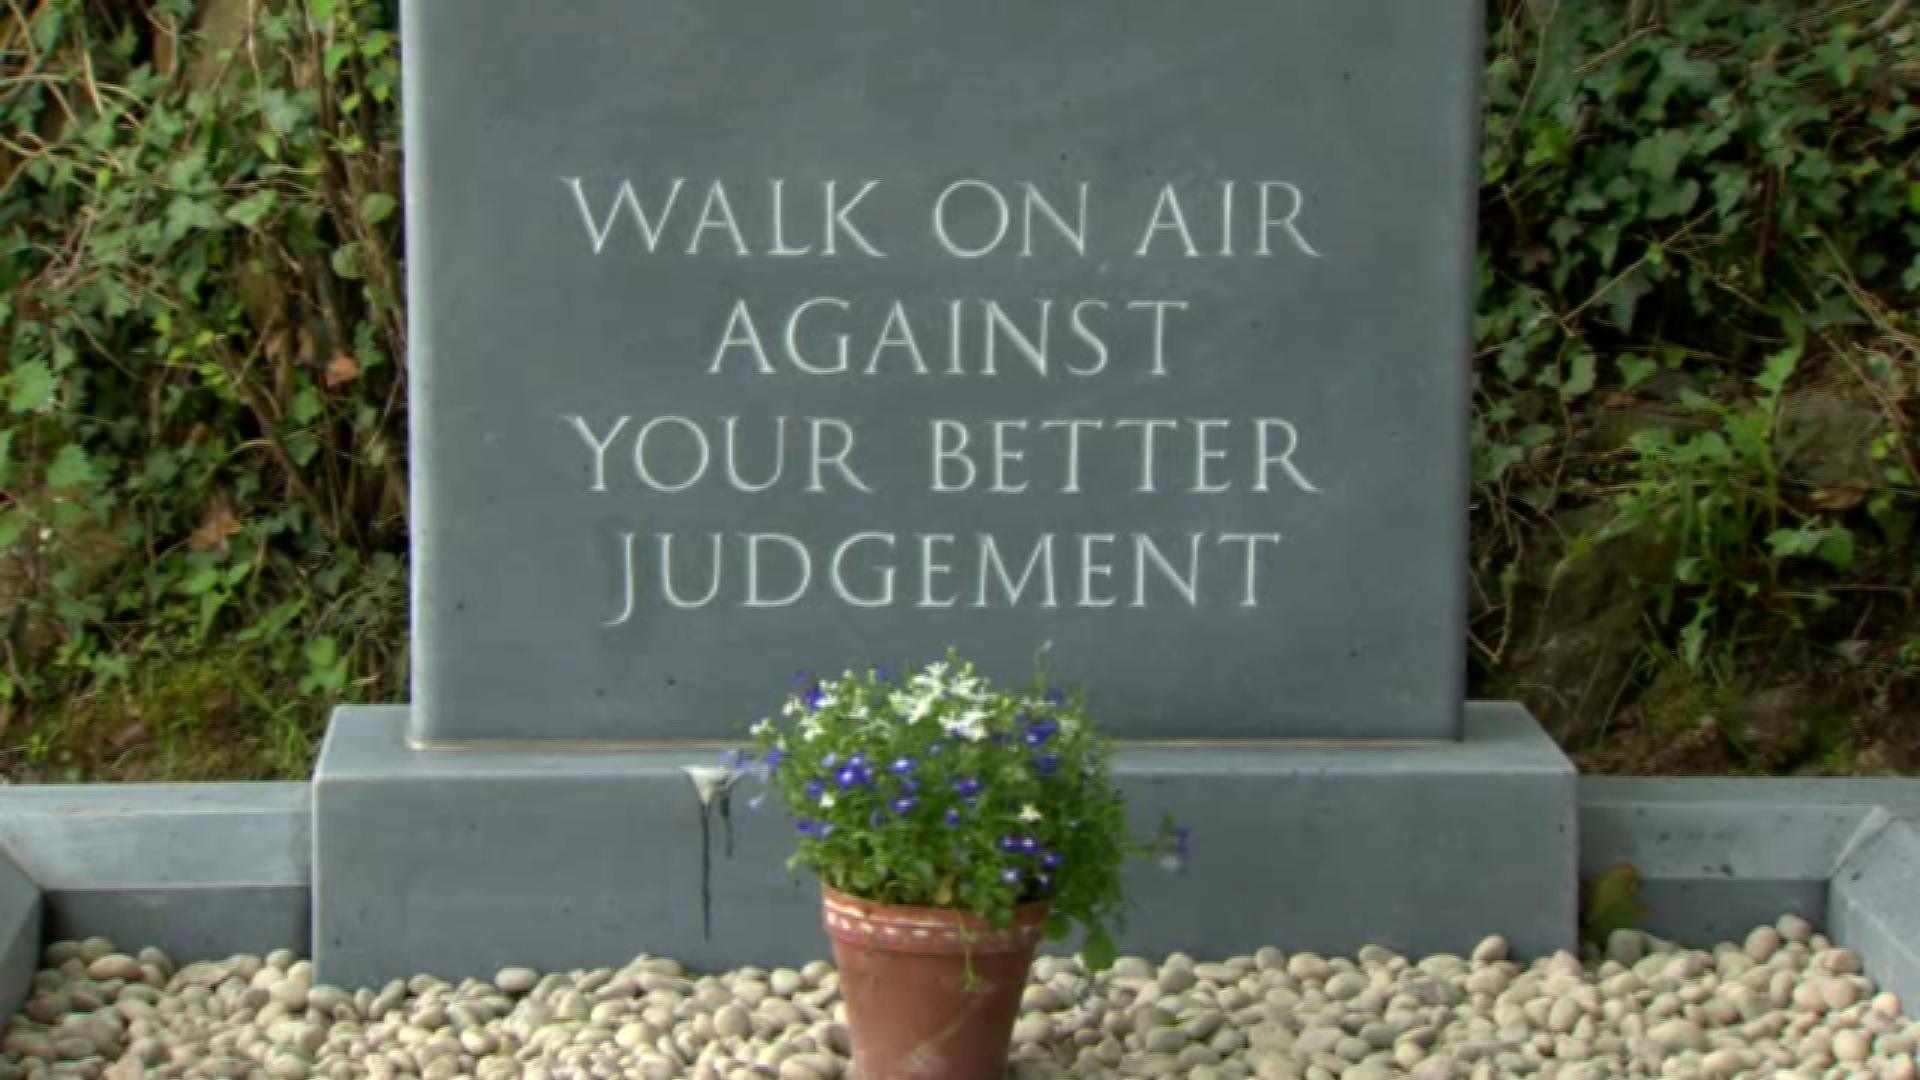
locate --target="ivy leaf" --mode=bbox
[1603,268,1654,331]
[331,243,363,280]
[1753,345,1801,396]
[225,190,278,228]
[359,193,398,227]
[165,197,226,240]
[291,387,323,425]
[8,361,54,413]
[1645,179,1700,221]
[1630,129,1690,183]
[0,510,24,552]
[324,41,353,76]
[46,444,95,491]
[1581,864,1645,948]
[1560,351,1597,402]
[1617,354,1657,389]
[1818,528,1855,571]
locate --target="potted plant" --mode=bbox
[732,657,1167,1080]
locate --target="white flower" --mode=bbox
[1018,804,1043,824]
[799,718,823,742]
[749,718,775,737]
[908,694,937,725]
[820,792,836,808]
[941,707,990,742]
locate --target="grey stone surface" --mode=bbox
[402,0,1481,743]
[0,841,39,1022]
[1577,777,1920,949]
[0,784,309,960]
[314,701,1571,986]
[2,766,1919,991]
[1828,811,1920,1009]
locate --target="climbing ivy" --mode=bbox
[0,0,405,777]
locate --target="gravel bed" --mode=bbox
[3,915,1916,1079]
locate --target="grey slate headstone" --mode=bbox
[403,0,1481,742]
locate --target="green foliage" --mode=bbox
[0,0,406,774]
[1476,0,1919,698]
[742,658,1162,968]
[1581,864,1647,949]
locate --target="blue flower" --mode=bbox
[721,749,750,770]
[889,756,917,776]
[998,835,1021,853]
[1022,720,1059,747]
[1040,850,1063,871]
[848,753,868,769]
[821,752,839,768]
[1000,867,1023,887]
[804,779,826,801]
[763,748,786,769]
[891,795,918,815]
[803,685,829,711]
[944,807,963,828]
[1034,753,1061,777]
[796,818,821,837]
[835,765,866,790]
[953,777,983,797]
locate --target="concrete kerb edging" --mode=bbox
[0,783,309,985]
[0,843,39,1030]
[1581,777,1920,1004]
[0,774,1916,1013]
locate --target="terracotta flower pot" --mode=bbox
[821,886,1047,1080]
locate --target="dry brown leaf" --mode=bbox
[325,354,361,388]
[1810,487,1867,511]
[108,722,149,752]
[190,503,242,551]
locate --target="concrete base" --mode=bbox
[1582,777,1920,1005]
[312,702,1577,987]
[0,785,309,964]
[0,843,38,1023]
[0,730,1904,1006]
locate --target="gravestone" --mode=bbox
[313,0,1577,984]
[402,0,1481,744]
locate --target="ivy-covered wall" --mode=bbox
[0,0,1914,779]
